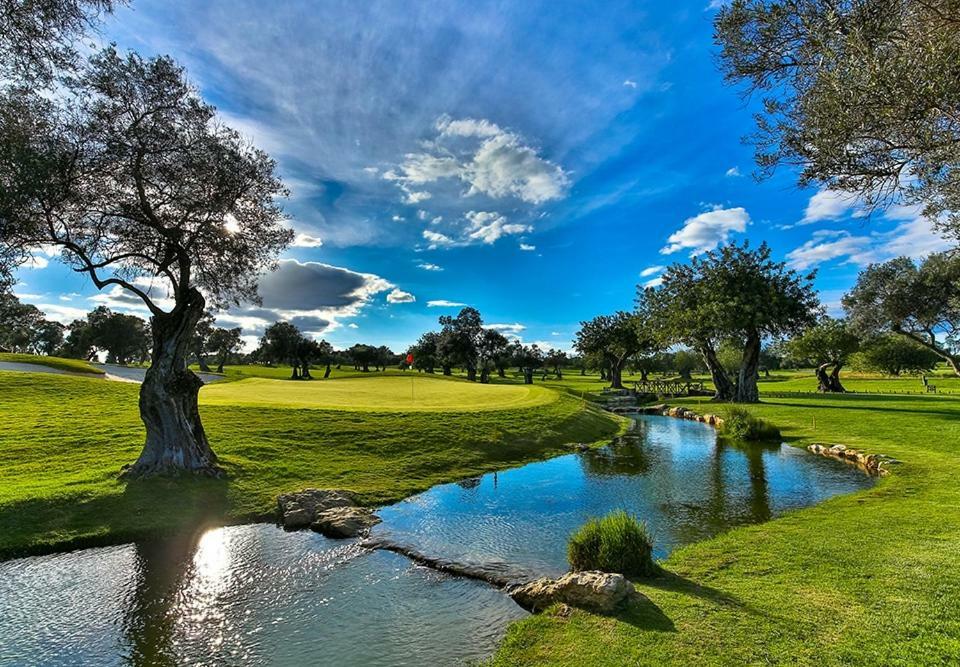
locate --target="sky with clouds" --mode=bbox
[12,0,951,352]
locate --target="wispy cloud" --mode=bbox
[426,299,467,308]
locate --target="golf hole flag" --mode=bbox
[406,353,414,365]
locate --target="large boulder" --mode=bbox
[509,571,633,614]
[311,506,381,538]
[277,489,357,530]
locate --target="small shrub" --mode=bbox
[722,406,781,441]
[567,510,654,577]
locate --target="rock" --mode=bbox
[574,442,591,452]
[311,506,381,538]
[280,505,314,530]
[509,571,633,614]
[278,488,357,529]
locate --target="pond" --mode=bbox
[0,416,874,666]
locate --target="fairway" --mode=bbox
[200,374,559,412]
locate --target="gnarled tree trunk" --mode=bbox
[700,344,735,401]
[815,361,846,392]
[735,332,761,403]
[122,289,222,479]
[609,358,625,389]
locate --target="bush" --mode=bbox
[567,510,655,577]
[721,406,781,441]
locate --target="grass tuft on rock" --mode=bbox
[721,405,781,441]
[567,510,654,577]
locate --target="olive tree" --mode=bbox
[643,242,819,402]
[575,311,645,390]
[842,253,960,374]
[715,0,960,237]
[1,49,291,477]
[853,335,940,376]
[787,318,860,392]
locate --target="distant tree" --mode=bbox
[543,348,568,380]
[714,0,960,239]
[843,254,960,376]
[513,344,544,384]
[672,349,700,380]
[409,332,440,373]
[0,48,291,477]
[575,311,644,390]
[31,320,65,355]
[60,318,96,360]
[207,327,243,373]
[438,307,484,381]
[787,318,860,392]
[477,329,511,383]
[643,242,819,402]
[853,335,941,376]
[86,306,151,365]
[348,343,376,372]
[758,345,783,377]
[188,313,215,372]
[260,322,305,378]
[0,291,43,352]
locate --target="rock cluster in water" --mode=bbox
[508,571,635,613]
[277,489,381,537]
[806,443,900,476]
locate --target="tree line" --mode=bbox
[573,243,959,402]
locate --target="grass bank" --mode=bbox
[0,352,104,375]
[0,371,624,559]
[492,390,960,665]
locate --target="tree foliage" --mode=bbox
[787,317,860,392]
[842,253,960,374]
[575,311,645,389]
[852,334,941,376]
[715,0,960,237]
[643,242,819,402]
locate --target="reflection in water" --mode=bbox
[0,416,873,666]
[374,415,874,576]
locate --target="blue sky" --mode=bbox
[14,0,950,352]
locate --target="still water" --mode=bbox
[0,416,874,666]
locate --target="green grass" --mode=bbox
[0,370,624,558]
[567,510,655,578]
[0,352,104,375]
[201,375,558,412]
[492,389,960,665]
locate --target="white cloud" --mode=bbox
[639,265,664,277]
[422,229,455,249]
[427,299,467,308]
[292,233,324,247]
[725,166,741,177]
[386,288,416,303]
[642,276,664,288]
[465,211,531,244]
[23,255,49,270]
[661,205,750,256]
[786,211,950,270]
[801,188,858,224]
[386,116,569,205]
[392,215,404,222]
[519,243,536,251]
[623,79,638,89]
[417,262,443,271]
[348,323,359,329]
[404,190,432,205]
[487,322,526,334]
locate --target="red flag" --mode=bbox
[406,353,414,365]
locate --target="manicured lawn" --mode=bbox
[492,390,960,665]
[0,370,624,558]
[0,352,104,375]
[201,374,558,412]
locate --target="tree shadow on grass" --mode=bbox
[614,592,677,632]
[0,475,231,560]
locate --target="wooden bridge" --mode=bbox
[632,379,706,396]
